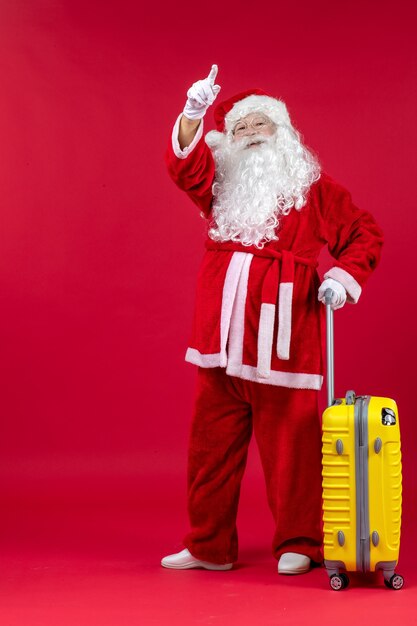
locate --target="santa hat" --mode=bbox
[206,89,292,149]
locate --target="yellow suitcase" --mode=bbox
[321,291,403,591]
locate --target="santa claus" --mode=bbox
[161,65,383,574]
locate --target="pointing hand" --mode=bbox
[183,65,221,121]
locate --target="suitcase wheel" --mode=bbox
[384,574,404,590]
[330,573,349,591]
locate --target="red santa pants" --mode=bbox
[184,367,323,565]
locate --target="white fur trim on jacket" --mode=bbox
[185,251,324,390]
[185,349,221,368]
[257,303,276,378]
[227,254,253,371]
[185,347,323,389]
[228,363,323,390]
[324,267,362,304]
[172,113,204,159]
[277,282,293,360]
[220,252,248,367]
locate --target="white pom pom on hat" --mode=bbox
[205,88,292,149]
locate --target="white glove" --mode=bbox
[183,64,221,121]
[318,278,347,310]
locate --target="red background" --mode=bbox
[0,1,416,623]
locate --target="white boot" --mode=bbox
[161,548,233,571]
[278,552,311,575]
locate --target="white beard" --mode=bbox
[208,127,321,248]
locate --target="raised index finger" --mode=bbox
[207,64,218,84]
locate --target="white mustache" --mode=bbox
[237,134,270,149]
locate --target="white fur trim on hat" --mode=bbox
[224,95,291,133]
[205,130,225,149]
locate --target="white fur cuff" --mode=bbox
[171,113,204,159]
[324,267,362,304]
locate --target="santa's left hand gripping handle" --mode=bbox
[325,288,335,408]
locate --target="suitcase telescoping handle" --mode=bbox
[324,288,356,409]
[324,288,335,407]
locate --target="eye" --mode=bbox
[234,124,246,133]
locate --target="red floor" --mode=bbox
[1,468,415,626]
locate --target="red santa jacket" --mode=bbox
[165,117,384,390]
